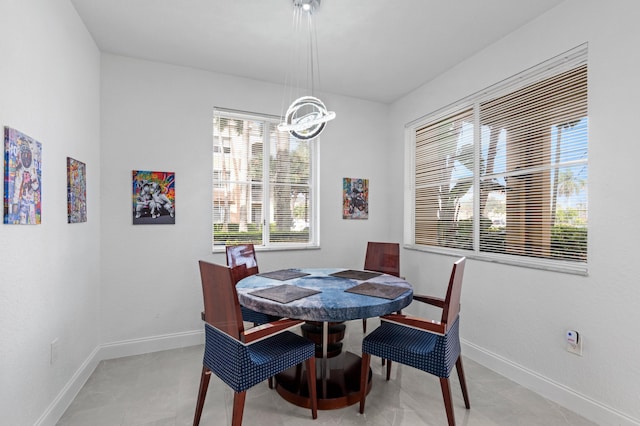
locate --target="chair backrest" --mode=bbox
[226,244,259,278]
[198,260,245,339]
[364,242,400,277]
[440,257,466,330]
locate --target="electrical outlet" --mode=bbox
[566,330,582,356]
[50,338,59,365]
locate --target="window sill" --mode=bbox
[212,244,320,253]
[404,244,588,276]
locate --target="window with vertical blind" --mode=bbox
[212,109,317,250]
[407,45,588,274]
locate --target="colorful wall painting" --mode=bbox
[132,170,175,225]
[342,177,368,220]
[3,127,42,224]
[67,157,87,223]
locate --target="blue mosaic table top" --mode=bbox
[236,268,413,322]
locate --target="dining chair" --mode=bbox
[226,244,280,326]
[362,241,401,333]
[193,260,318,426]
[358,257,470,426]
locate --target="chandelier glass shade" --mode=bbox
[278,0,335,140]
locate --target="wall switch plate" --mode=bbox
[566,330,582,356]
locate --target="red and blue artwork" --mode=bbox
[67,157,87,223]
[132,170,175,225]
[343,177,368,220]
[4,127,42,224]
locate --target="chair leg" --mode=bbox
[359,352,371,413]
[231,391,247,426]
[386,359,392,380]
[305,357,318,419]
[193,367,211,426]
[268,377,274,389]
[362,318,367,333]
[439,377,456,426]
[456,357,471,409]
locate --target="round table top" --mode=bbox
[236,268,413,322]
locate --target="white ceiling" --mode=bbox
[70,0,564,104]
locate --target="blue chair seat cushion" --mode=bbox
[203,323,314,392]
[362,317,461,378]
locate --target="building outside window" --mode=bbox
[406,46,588,274]
[212,109,317,250]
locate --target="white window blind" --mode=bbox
[415,107,475,249]
[410,46,588,273]
[212,109,316,250]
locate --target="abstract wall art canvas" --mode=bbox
[4,127,42,224]
[67,157,87,223]
[342,177,368,220]
[132,170,175,225]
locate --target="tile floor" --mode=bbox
[58,320,596,426]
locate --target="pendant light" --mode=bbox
[278,0,336,140]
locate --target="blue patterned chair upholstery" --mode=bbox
[359,257,469,426]
[239,305,279,326]
[202,322,315,396]
[226,244,281,326]
[362,316,462,378]
[194,261,317,426]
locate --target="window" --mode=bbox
[213,170,230,181]
[406,46,588,274]
[212,109,317,250]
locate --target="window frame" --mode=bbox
[212,108,319,252]
[404,45,588,275]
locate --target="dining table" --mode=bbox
[235,267,413,410]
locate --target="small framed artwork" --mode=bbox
[67,157,87,223]
[132,170,175,225]
[343,177,368,220]
[3,126,42,224]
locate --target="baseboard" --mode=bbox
[35,329,204,426]
[33,346,101,426]
[461,339,640,426]
[98,329,204,360]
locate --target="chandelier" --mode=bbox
[278,0,336,140]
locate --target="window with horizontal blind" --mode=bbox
[407,45,588,274]
[212,109,317,250]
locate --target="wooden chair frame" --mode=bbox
[359,257,470,426]
[194,261,317,426]
[362,241,401,333]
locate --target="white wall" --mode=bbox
[0,0,101,425]
[5,0,639,424]
[390,1,640,424]
[99,55,393,346]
